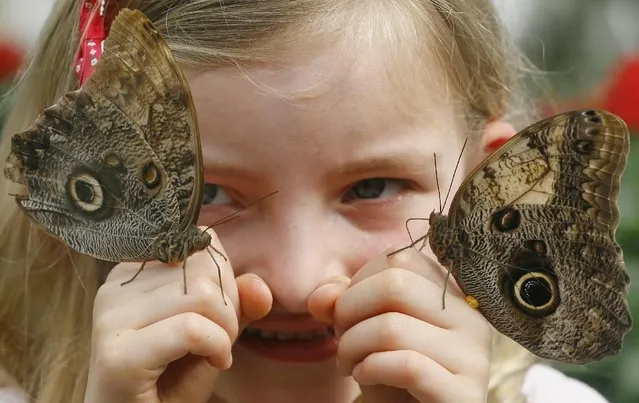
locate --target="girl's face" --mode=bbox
[186,44,472,401]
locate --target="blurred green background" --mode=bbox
[0,0,638,402]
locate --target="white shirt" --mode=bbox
[0,364,608,403]
[521,364,608,403]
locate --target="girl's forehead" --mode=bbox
[184,40,456,125]
[187,44,466,178]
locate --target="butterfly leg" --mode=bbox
[120,261,148,286]
[387,233,429,257]
[206,246,228,306]
[182,258,189,295]
[441,266,452,310]
[207,244,228,261]
[403,217,430,244]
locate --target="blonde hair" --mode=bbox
[0,0,539,401]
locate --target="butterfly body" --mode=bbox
[152,224,211,265]
[429,110,632,363]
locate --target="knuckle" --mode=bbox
[397,351,424,385]
[180,312,207,345]
[190,276,219,302]
[93,337,128,377]
[93,311,115,336]
[379,268,408,303]
[376,313,406,347]
[387,247,415,270]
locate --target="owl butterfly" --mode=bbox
[425,109,632,364]
[4,9,221,294]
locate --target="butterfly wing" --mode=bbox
[430,110,632,363]
[92,9,203,225]
[4,9,200,262]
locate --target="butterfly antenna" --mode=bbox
[434,153,442,213]
[203,190,279,233]
[199,190,278,305]
[442,137,468,212]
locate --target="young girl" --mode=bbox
[0,0,613,402]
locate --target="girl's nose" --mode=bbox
[243,202,353,313]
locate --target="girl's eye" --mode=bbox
[202,183,232,205]
[342,178,410,202]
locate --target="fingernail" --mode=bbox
[225,352,233,369]
[250,275,270,293]
[318,276,351,292]
[315,282,341,295]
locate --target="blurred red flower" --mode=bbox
[543,54,639,133]
[0,40,23,81]
[602,55,639,131]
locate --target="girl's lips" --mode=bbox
[237,329,338,363]
[248,314,332,332]
[237,315,338,363]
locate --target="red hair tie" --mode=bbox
[74,0,119,86]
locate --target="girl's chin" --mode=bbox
[235,326,339,364]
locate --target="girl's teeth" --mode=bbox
[276,332,295,341]
[247,328,333,340]
[259,330,276,338]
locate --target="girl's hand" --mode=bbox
[309,247,493,403]
[84,229,272,403]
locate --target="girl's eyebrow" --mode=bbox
[202,154,435,180]
[333,155,434,177]
[203,161,262,180]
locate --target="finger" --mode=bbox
[95,274,240,343]
[354,350,487,403]
[338,312,489,375]
[307,275,351,324]
[159,354,219,402]
[100,229,235,303]
[353,246,459,294]
[357,385,418,403]
[105,312,234,373]
[334,268,483,333]
[350,253,390,285]
[236,273,273,332]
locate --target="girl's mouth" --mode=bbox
[237,326,338,363]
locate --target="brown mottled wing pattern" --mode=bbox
[3,10,201,262]
[429,110,632,363]
[88,10,202,223]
